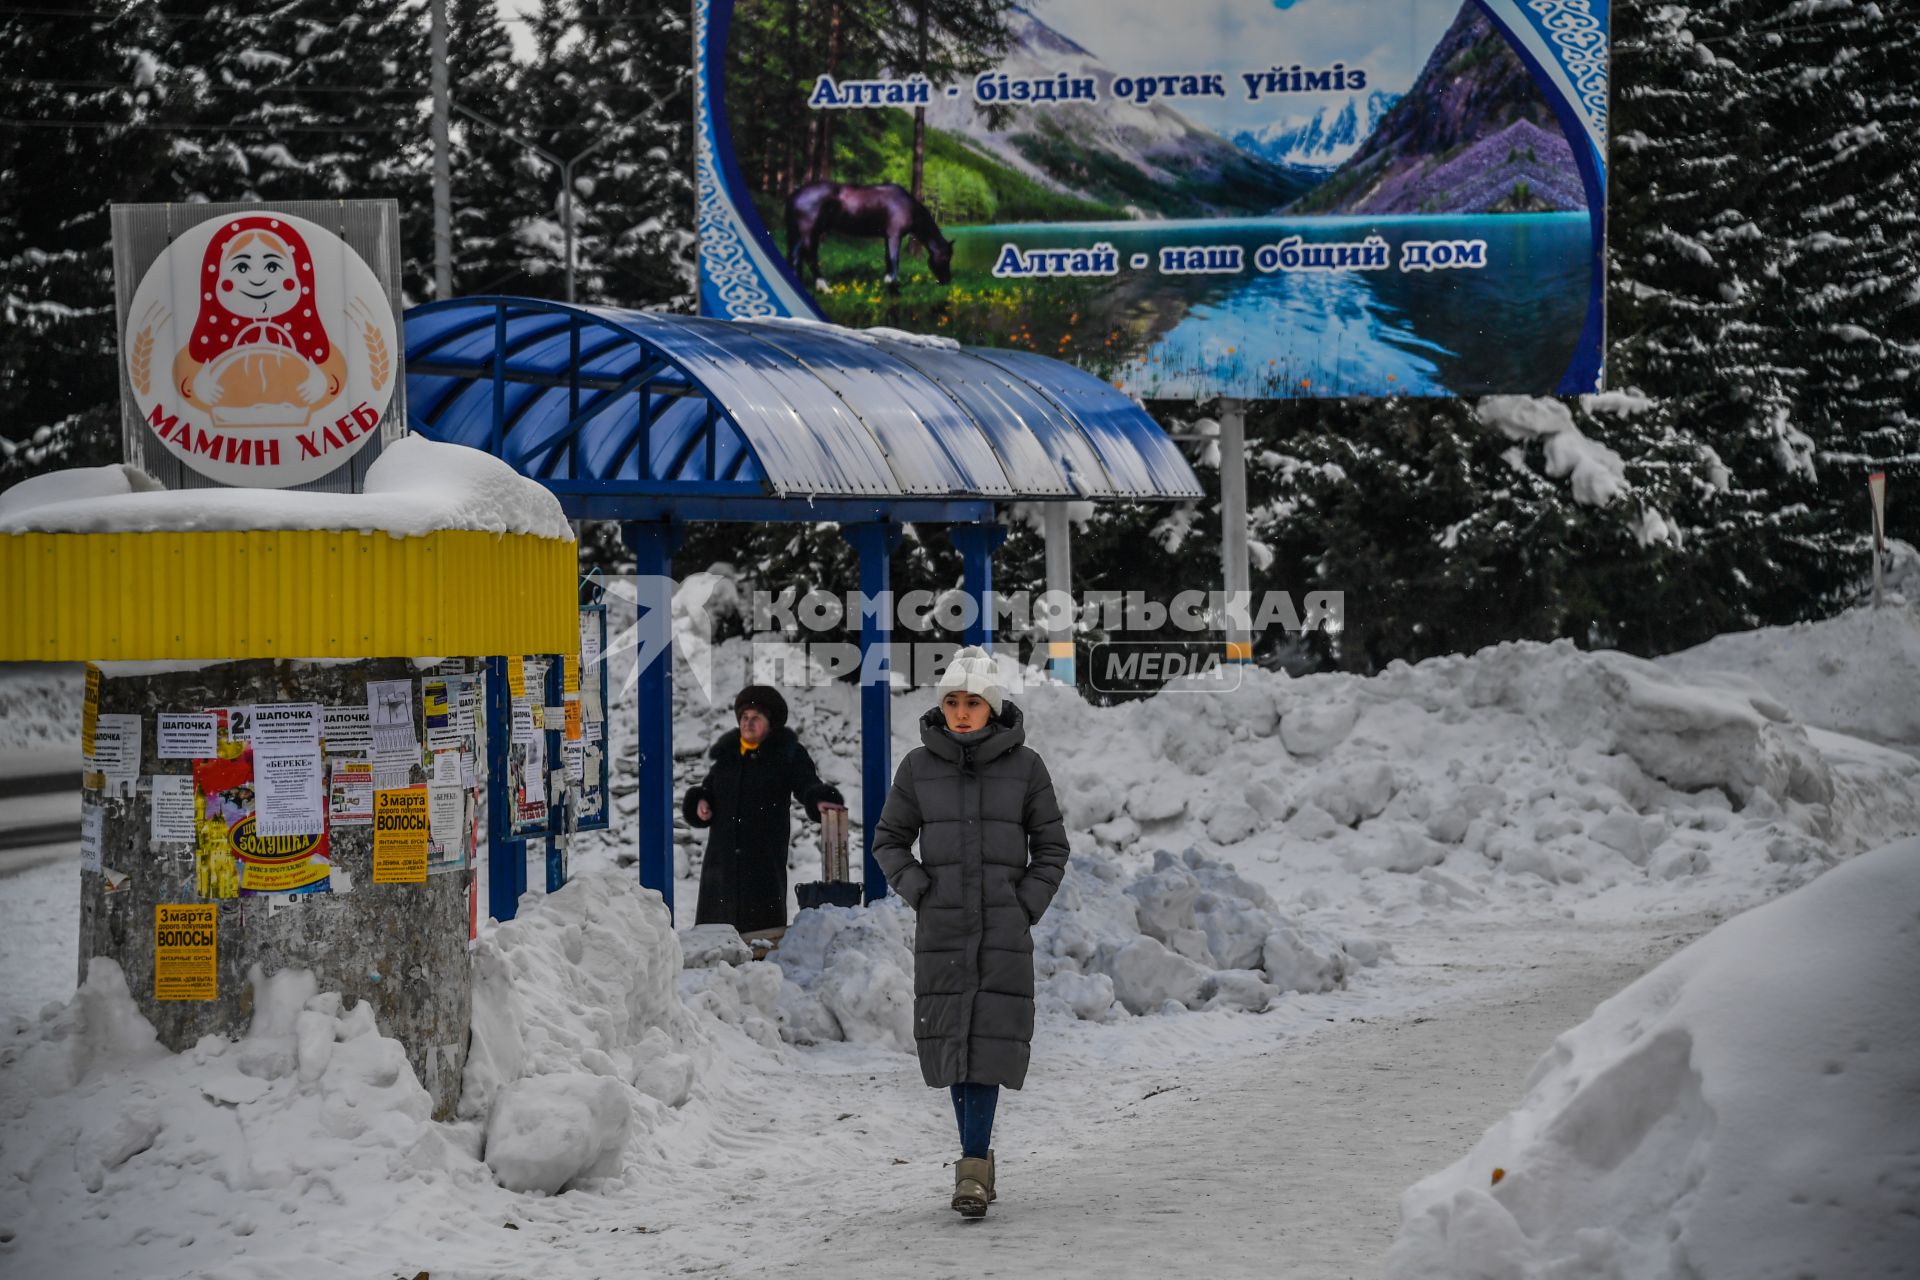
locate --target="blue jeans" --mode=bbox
[949,1083,999,1160]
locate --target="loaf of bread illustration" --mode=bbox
[170,216,347,428]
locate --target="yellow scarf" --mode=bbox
[739,737,761,756]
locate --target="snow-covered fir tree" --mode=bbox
[0,0,181,481]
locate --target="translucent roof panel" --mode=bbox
[403,298,1202,503]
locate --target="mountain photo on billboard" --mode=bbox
[1287,3,1587,215]
[713,0,1601,399]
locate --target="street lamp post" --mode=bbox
[455,105,629,304]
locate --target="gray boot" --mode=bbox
[987,1148,996,1201]
[951,1156,990,1217]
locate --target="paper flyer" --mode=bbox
[150,774,197,844]
[373,788,429,884]
[193,721,332,897]
[83,665,101,758]
[322,705,373,756]
[154,904,217,1001]
[90,713,142,777]
[427,783,465,873]
[157,713,219,759]
[80,804,104,873]
[253,748,325,838]
[367,678,416,752]
[252,702,321,750]
[328,760,374,826]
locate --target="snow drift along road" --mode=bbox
[1385,835,1920,1280]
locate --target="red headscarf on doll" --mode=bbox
[188,216,331,364]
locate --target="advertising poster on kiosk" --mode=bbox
[695,0,1608,399]
[112,200,406,490]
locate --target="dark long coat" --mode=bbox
[683,724,842,934]
[871,699,1070,1090]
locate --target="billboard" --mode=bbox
[695,0,1608,400]
[113,200,406,490]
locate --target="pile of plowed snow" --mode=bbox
[1384,835,1920,1279]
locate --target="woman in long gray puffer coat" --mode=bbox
[871,646,1070,1219]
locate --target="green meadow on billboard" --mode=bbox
[695,0,1609,400]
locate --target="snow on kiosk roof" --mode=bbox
[0,438,577,663]
[402,297,1203,521]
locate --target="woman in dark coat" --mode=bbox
[683,685,843,934]
[871,646,1070,1218]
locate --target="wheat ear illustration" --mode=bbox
[364,321,390,391]
[131,326,154,397]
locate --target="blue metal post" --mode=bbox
[484,655,527,922]
[949,523,1008,650]
[623,520,682,919]
[545,653,566,894]
[847,522,902,903]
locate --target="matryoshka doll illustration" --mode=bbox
[171,215,348,428]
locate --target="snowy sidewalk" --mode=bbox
[486,912,1714,1280]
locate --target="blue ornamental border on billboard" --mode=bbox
[695,0,1610,400]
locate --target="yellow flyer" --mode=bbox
[154,904,217,1001]
[507,657,527,698]
[373,787,429,884]
[83,664,102,758]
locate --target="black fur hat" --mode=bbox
[732,684,789,731]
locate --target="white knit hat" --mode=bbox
[935,645,1005,714]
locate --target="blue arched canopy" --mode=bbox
[403,297,1201,522]
[401,296,1203,924]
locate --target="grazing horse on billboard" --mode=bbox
[785,181,954,292]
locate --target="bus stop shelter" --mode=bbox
[402,297,1202,917]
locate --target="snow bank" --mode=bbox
[1658,602,1920,754]
[674,844,1378,1054]
[0,959,469,1280]
[571,584,1920,1009]
[0,872,761,1277]
[0,436,572,540]
[465,873,701,1192]
[1383,835,1920,1280]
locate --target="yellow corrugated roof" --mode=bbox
[3,528,575,661]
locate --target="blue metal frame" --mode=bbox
[845,522,902,903]
[405,297,1206,920]
[624,520,685,920]
[544,653,567,894]
[950,525,1009,650]
[573,600,611,833]
[485,655,527,922]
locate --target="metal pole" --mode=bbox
[430,0,452,300]
[485,656,526,922]
[1218,399,1251,663]
[623,520,681,919]
[950,523,1006,651]
[453,99,678,304]
[1869,471,1888,608]
[848,522,901,903]
[562,160,576,304]
[1042,502,1075,684]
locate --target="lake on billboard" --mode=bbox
[696,0,1610,401]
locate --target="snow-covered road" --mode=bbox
[479,912,1713,1280]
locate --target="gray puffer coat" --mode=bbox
[871,699,1070,1090]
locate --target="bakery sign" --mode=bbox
[120,208,398,488]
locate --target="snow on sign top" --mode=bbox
[124,211,397,488]
[0,437,573,541]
